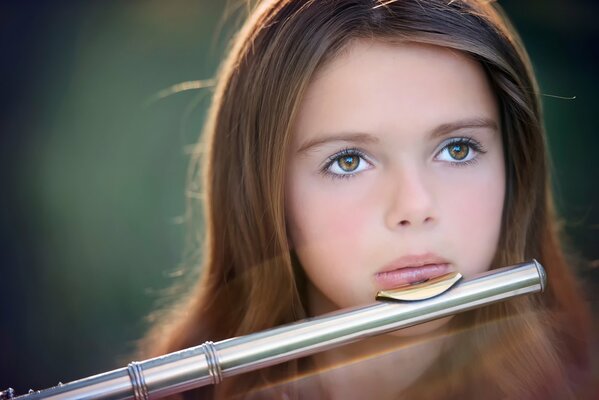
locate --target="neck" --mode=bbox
[313,334,446,399]
[305,283,450,399]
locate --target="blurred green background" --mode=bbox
[1,0,597,393]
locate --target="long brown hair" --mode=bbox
[138,1,592,398]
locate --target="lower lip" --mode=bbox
[374,263,452,290]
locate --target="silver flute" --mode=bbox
[3,260,546,400]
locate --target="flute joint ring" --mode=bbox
[202,341,223,384]
[127,361,150,400]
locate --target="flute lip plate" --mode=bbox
[375,271,463,302]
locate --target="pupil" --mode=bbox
[339,156,358,171]
[449,144,468,160]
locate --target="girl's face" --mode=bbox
[285,40,505,319]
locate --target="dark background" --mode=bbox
[1,0,598,394]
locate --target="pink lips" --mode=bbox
[374,253,452,290]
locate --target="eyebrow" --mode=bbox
[297,132,380,154]
[296,117,498,154]
[430,117,498,138]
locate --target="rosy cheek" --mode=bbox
[438,168,504,274]
[295,184,370,249]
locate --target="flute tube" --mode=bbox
[16,260,546,400]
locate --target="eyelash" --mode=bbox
[319,137,487,180]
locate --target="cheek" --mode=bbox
[286,175,374,251]
[438,160,505,275]
[285,174,377,304]
[445,182,503,230]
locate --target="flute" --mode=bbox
[3,260,546,400]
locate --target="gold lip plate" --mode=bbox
[376,271,463,302]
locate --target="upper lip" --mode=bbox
[377,252,451,274]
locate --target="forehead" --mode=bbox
[293,39,498,142]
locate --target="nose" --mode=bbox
[384,166,436,230]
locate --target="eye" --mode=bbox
[447,143,469,160]
[322,148,372,178]
[435,137,485,164]
[337,154,361,172]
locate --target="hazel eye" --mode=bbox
[323,149,372,177]
[436,138,484,164]
[448,143,469,160]
[337,155,360,172]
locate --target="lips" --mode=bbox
[374,253,453,290]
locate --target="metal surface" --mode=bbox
[376,271,463,301]
[13,260,545,399]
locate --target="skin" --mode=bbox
[285,39,505,398]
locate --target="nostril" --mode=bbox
[399,220,410,226]
[424,217,433,224]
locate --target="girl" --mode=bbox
[139,1,593,398]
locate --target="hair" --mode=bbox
[138,1,592,398]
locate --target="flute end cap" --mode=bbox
[532,259,547,293]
